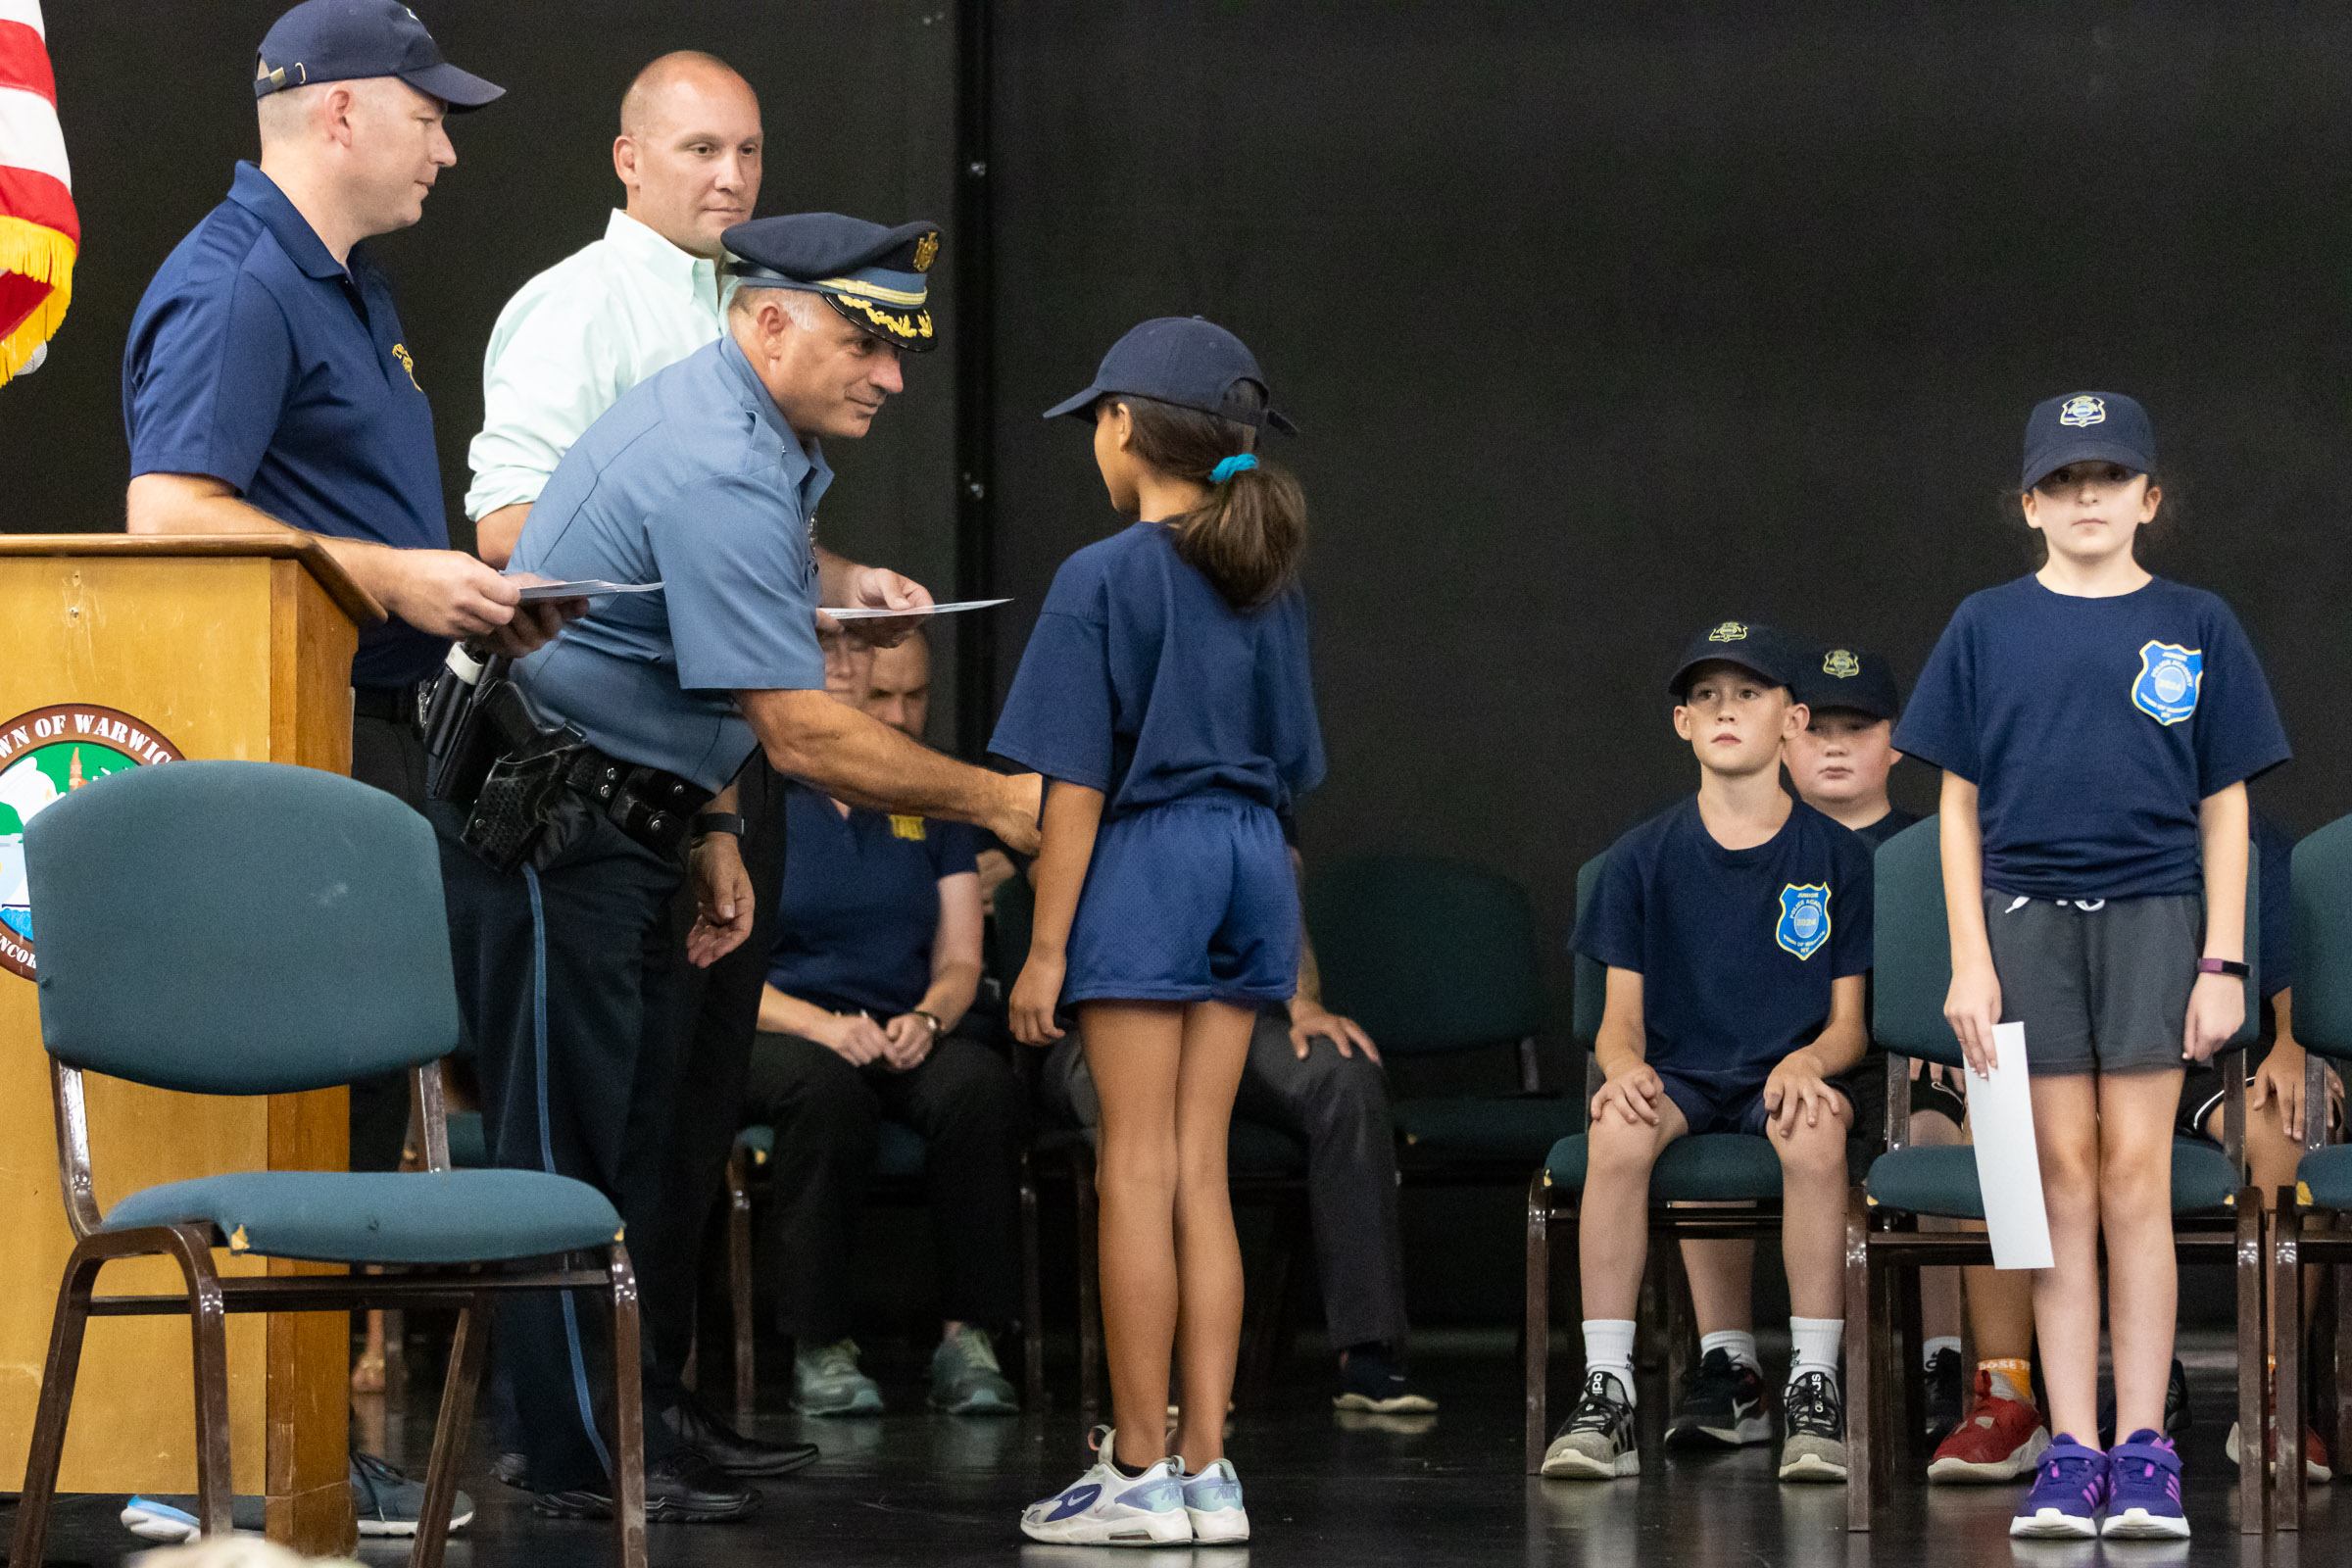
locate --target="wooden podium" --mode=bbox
[0,534,383,1554]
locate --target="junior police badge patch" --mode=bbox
[1822,648,1861,679]
[2059,394,2106,427]
[2131,640,2202,726]
[1708,620,1748,643]
[1777,884,1831,961]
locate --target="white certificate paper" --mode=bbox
[1970,1021,2054,1270]
[512,578,663,602]
[819,599,1011,620]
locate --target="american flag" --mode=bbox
[0,0,72,386]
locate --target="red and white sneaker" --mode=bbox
[2226,1419,2333,1485]
[1929,1371,2051,1484]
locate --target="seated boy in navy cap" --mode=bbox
[1544,621,1871,1486]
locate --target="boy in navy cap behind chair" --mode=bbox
[1545,621,1873,1485]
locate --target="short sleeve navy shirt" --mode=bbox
[764,783,981,1018]
[123,163,450,687]
[1573,797,1874,1088]
[511,336,830,790]
[1895,576,2290,900]
[988,520,1326,820]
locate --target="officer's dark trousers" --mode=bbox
[1047,1009,1411,1351]
[637,753,786,1412]
[745,1032,1028,1345]
[432,800,685,1494]
[347,711,429,1174]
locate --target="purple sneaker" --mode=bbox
[2102,1429,2187,1540]
[2009,1434,2109,1539]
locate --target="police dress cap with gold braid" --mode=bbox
[1667,619,1802,698]
[1791,643,1901,724]
[723,214,942,351]
[255,0,503,110]
[1043,315,1298,434]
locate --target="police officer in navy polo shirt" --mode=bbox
[442,213,1041,1524]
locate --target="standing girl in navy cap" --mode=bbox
[1896,392,2288,1541]
[995,318,1321,1546]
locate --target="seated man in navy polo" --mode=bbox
[744,630,1029,1416]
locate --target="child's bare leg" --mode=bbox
[2030,1075,2104,1440]
[1680,1240,1755,1335]
[1580,1098,1689,1320]
[1081,1001,1187,1471]
[1169,1000,1255,1470]
[1772,1096,1852,1320]
[2100,1070,2182,1439]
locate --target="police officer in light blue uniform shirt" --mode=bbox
[439,213,1041,1523]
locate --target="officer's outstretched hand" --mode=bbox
[685,832,756,967]
[835,565,936,649]
[992,773,1046,857]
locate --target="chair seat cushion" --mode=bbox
[103,1170,623,1265]
[1544,1133,1783,1202]
[2297,1145,2352,1210]
[736,1121,927,1178]
[1396,1096,1583,1163]
[1867,1139,2239,1219]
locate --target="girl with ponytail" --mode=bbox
[993,318,1323,1546]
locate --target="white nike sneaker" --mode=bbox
[1182,1458,1250,1543]
[1020,1428,1191,1545]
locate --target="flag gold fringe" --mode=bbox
[0,214,75,386]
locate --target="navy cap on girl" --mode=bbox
[2020,391,2156,490]
[1042,317,1299,434]
[1894,576,2288,901]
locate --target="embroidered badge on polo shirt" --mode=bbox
[890,814,927,841]
[2132,640,2202,726]
[1777,884,1831,960]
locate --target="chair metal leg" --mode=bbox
[384,1306,409,1414]
[1663,1238,1694,1407]
[1525,1174,1552,1475]
[608,1244,650,1568]
[1843,1192,1873,1533]
[407,1296,491,1568]
[2238,1187,2272,1534]
[7,1240,109,1567]
[1894,1257,1924,1459]
[161,1222,236,1539]
[726,1146,755,1426]
[1075,1147,1102,1424]
[1020,1152,1047,1412]
[2336,1253,2352,1479]
[2273,1194,2300,1533]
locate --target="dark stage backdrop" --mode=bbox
[988,1,2352,1081]
[4,1,968,728]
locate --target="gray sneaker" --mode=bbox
[796,1337,884,1416]
[1778,1370,1848,1483]
[928,1326,1019,1416]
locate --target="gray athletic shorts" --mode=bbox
[1982,891,2199,1077]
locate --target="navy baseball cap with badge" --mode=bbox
[1668,619,1803,699]
[254,0,503,110]
[2021,390,2156,490]
[1044,317,1299,433]
[724,214,943,351]
[1792,644,1901,724]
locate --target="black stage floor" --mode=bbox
[6,1332,2339,1566]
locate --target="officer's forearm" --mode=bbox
[812,545,862,607]
[740,686,1010,827]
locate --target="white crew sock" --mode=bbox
[1700,1329,1761,1375]
[1922,1335,1963,1370]
[1582,1319,1639,1406]
[1788,1316,1844,1386]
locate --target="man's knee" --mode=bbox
[765,1042,880,1148]
[919,1041,1027,1136]
[1295,1047,1394,1136]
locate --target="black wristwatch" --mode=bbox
[2197,956,2249,980]
[691,811,746,841]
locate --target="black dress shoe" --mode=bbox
[662,1398,821,1478]
[532,1450,759,1523]
[492,1450,529,1489]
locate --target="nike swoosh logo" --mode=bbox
[1044,1485,1101,1521]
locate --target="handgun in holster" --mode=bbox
[421,644,584,873]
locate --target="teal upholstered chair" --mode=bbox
[1305,855,1577,1170]
[6,762,649,1568]
[1522,850,1792,1473]
[2270,814,2352,1530]
[1844,816,2265,1534]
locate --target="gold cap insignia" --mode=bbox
[912,232,940,273]
[1707,621,1748,643]
[1823,649,1861,678]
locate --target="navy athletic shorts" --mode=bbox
[1064,796,1299,1007]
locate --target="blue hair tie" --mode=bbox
[1210,453,1258,484]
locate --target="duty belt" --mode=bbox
[560,746,712,860]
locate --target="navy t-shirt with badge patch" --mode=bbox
[765,782,981,1019]
[1894,575,2289,901]
[1574,796,1874,1089]
[123,163,449,688]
